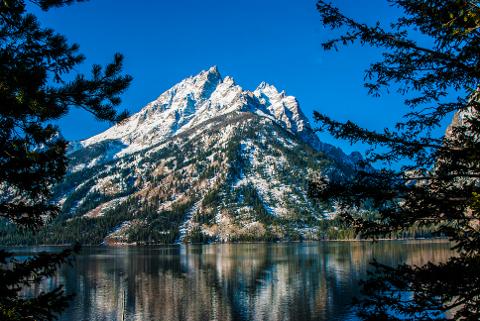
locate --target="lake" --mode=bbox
[16,240,453,321]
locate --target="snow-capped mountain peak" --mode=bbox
[78,67,317,156]
[255,81,284,98]
[253,82,306,133]
[74,67,360,170]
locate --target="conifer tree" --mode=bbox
[312,1,480,319]
[0,0,131,319]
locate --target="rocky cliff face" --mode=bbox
[47,67,360,244]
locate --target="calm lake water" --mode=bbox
[16,241,453,321]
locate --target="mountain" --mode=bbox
[68,66,359,165]
[13,67,362,245]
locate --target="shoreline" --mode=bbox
[2,237,451,248]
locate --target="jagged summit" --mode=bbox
[255,81,285,97]
[71,66,362,174]
[78,67,325,157]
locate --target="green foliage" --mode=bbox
[192,210,215,225]
[237,183,272,224]
[202,187,222,208]
[313,1,480,319]
[0,244,80,321]
[0,0,131,319]
[183,225,214,243]
[129,200,195,244]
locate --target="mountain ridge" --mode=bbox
[69,66,359,169]
[2,67,364,245]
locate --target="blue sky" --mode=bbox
[32,0,415,154]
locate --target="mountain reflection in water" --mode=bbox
[19,241,453,321]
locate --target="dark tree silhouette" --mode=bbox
[312,1,480,320]
[0,0,131,319]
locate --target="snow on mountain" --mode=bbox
[27,67,364,245]
[74,66,355,165]
[253,81,307,133]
